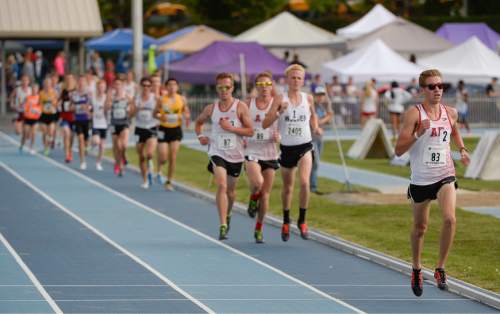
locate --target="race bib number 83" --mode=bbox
[423,145,447,168]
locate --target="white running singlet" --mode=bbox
[278,92,312,146]
[134,93,157,129]
[91,94,108,129]
[245,98,278,161]
[409,104,455,185]
[208,99,244,163]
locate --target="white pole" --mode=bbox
[78,38,85,75]
[132,0,143,82]
[163,50,170,82]
[1,40,6,116]
[323,84,352,192]
[239,53,247,99]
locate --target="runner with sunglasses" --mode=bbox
[132,78,158,189]
[195,73,253,240]
[154,78,190,191]
[244,72,280,243]
[395,69,470,297]
[263,64,322,242]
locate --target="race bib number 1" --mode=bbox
[218,134,236,150]
[423,145,447,168]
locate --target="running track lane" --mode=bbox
[0,133,496,313]
[0,139,361,313]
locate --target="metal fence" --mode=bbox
[186,95,500,128]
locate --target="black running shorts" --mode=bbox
[207,155,243,178]
[279,142,314,168]
[245,156,280,171]
[134,127,157,144]
[158,126,183,143]
[407,176,458,203]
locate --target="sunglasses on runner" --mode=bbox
[216,85,232,92]
[255,81,273,87]
[424,83,444,90]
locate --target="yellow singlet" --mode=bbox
[159,94,184,128]
[40,90,57,114]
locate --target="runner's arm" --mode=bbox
[262,94,282,129]
[182,96,191,128]
[231,101,254,137]
[308,94,321,134]
[195,104,214,136]
[395,107,420,156]
[446,106,470,166]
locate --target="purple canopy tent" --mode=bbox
[168,41,290,84]
[436,23,500,51]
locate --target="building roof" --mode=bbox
[0,0,102,38]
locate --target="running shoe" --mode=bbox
[44,148,49,156]
[156,174,166,185]
[96,163,103,171]
[29,149,36,155]
[147,171,153,186]
[281,223,290,242]
[298,222,309,240]
[80,162,87,170]
[141,182,149,189]
[165,182,174,191]
[114,163,120,176]
[254,229,264,244]
[411,268,423,297]
[18,146,23,154]
[247,199,258,218]
[218,225,228,240]
[434,268,448,291]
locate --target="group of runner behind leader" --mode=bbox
[10,65,470,298]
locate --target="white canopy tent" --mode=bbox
[322,39,422,83]
[235,11,345,73]
[337,4,397,39]
[347,18,454,59]
[418,37,500,84]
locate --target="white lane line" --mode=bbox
[0,232,62,314]
[0,161,215,314]
[0,298,473,302]
[0,283,408,288]
[0,132,365,314]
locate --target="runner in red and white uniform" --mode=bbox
[244,72,280,243]
[195,72,253,240]
[395,69,470,297]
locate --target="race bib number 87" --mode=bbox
[218,134,236,150]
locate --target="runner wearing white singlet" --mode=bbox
[263,64,322,242]
[395,69,470,297]
[195,73,253,241]
[91,80,108,171]
[9,75,32,135]
[132,78,158,189]
[244,72,280,243]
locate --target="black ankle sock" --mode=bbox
[298,208,307,225]
[283,209,290,224]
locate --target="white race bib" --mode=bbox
[43,102,53,112]
[252,127,270,141]
[286,122,304,137]
[138,110,152,121]
[423,145,447,168]
[166,113,179,124]
[113,108,126,119]
[76,105,86,115]
[217,134,236,150]
[63,101,70,112]
[94,111,105,120]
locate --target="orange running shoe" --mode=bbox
[281,223,289,242]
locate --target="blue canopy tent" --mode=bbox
[85,28,157,51]
[18,40,64,50]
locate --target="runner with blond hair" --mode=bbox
[263,64,322,241]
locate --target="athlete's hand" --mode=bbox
[278,101,289,114]
[272,131,281,143]
[219,118,233,132]
[460,150,470,166]
[159,114,168,123]
[416,119,430,137]
[314,127,323,136]
[198,135,209,145]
